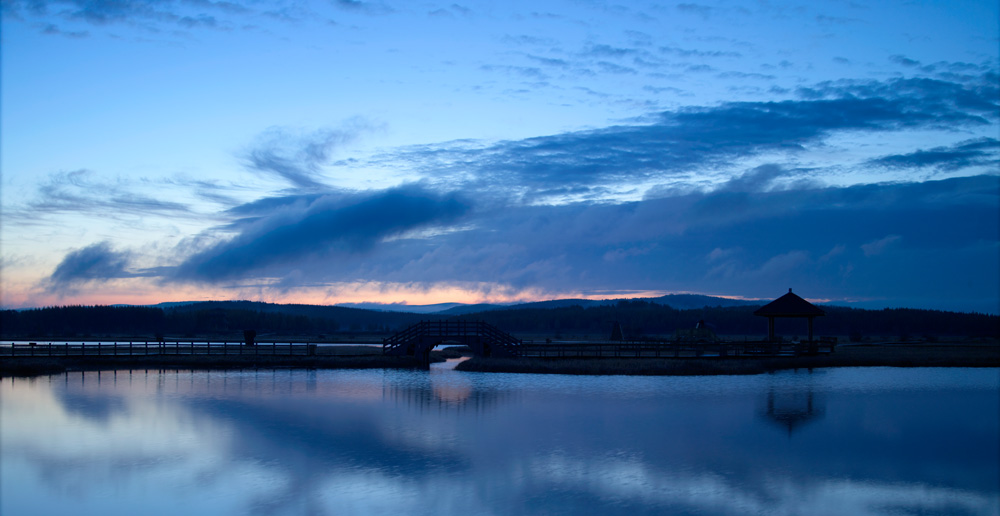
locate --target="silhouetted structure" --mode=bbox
[673,319,719,344]
[610,321,624,341]
[383,320,521,363]
[754,289,825,345]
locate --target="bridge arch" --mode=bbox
[383,321,521,362]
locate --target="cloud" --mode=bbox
[5,0,256,34]
[716,164,817,193]
[582,44,637,58]
[658,46,741,59]
[47,242,135,291]
[169,185,471,282]
[40,23,89,37]
[890,55,921,68]
[374,73,998,204]
[428,4,471,18]
[332,0,393,15]
[867,138,1000,171]
[68,169,991,311]
[7,169,192,223]
[676,3,712,18]
[243,119,380,189]
[861,235,902,257]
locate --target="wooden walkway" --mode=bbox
[1,342,318,357]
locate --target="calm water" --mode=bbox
[2,364,997,516]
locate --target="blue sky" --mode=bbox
[1,0,998,313]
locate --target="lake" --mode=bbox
[2,363,997,515]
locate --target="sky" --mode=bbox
[1,0,998,313]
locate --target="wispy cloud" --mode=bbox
[243,119,381,189]
[867,138,1000,171]
[8,169,192,223]
[370,73,998,205]
[331,0,394,15]
[5,0,254,34]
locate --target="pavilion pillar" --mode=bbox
[768,317,775,342]
[808,317,814,343]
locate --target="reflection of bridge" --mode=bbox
[383,321,521,361]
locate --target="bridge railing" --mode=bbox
[382,320,522,356]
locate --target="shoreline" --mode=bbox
[455,343,1000,375]
[0,345,467,377]
[2,344,996,378]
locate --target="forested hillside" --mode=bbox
[454,300,998,339]
[2,299,996,340]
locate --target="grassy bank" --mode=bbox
[0,345,455,377]
[455,343,1000,376]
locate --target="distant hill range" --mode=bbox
[340,294,757,315]
[3,294,997,340]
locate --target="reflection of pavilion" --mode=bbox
[761,388,825,436]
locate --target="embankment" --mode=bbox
[0,346,456,377]
[455,343,1000,375]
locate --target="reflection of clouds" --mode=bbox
[526,453,998,516]
[0,373,250,513]
[2,368,997,515]
[1,373,226,460]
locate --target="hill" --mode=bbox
[2,298,996,341]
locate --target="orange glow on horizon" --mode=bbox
[2,277,790,309]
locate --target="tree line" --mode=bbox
[455,300,999,340]
[1,299,997,340]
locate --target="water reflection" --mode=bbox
[2,368,998,515]
[758,371,826,436]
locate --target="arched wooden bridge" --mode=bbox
[383,321,521,361]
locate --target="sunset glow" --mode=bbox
[2,0,997,312]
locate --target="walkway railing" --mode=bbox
[1,341,317,357]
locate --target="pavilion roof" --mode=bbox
[753,289,826,318]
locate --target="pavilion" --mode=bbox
[754,288,826,343]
